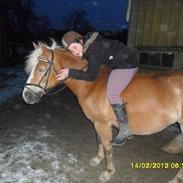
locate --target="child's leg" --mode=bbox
[107,68,138,104]
[107,67,138,146]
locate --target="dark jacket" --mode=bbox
[69,33,138,81]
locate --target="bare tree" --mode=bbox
[0,0,51,42]
[62,8,95,32]
[0,0,51,66]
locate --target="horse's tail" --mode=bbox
[161,134,183,154]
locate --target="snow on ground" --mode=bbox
[0,67,87,183]
[0,67,27,104]
[0,125,85,183]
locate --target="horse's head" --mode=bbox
[23,41,61,104]
[23,40,87,104]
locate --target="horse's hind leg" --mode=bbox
[161,134,183,154]
[162,123,183,154]
[168,168,183,183]
[90,135,105,167]
[94,121,115,183]
[162,122,183,182]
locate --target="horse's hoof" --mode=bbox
[99,171,112,183]
[168,179,176,183]
[89,157,101,167]
[161,134,183,154]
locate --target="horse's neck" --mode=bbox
[56,50,89,98]
[64,79,92,100]
[56,50,107,100]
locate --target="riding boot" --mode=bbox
[111,103,133,146]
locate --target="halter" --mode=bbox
[25,49,59,96]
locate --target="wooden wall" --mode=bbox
[128,0,183,48]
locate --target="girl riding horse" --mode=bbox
[56,31,139,146]
[23,40,183,182]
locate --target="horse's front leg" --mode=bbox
[94,121,115,183]
[90,134,105,167]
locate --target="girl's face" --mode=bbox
[68,43,83,57]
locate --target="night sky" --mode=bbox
[34,0,128,31]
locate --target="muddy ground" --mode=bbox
[0,88,182,183]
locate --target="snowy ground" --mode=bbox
[0,125,85,183]
[0,67,182,183]
[0,68,87,183]
[0,67,26,104]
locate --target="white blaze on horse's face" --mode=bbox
[23,47,45,104]
[23,65,45,104]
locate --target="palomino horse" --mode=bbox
[23,41,183,182]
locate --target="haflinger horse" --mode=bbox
[23,41,183,183]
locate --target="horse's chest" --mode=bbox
[80,104,100,122]
[79,98,113,122]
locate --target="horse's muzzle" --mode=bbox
[22,88,44,104]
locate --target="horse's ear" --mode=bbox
[33,42,39,49]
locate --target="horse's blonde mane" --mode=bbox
[25,39,61,74]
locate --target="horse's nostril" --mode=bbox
[24,91,35,102]
[37,91,44,97]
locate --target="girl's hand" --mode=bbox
[56,68,69,81]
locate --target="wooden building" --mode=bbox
[127,0,183,69]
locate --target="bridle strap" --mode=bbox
[25,49,88,96]
[26,83,45,91]
[25,49,56,94]
[25,83,45,97]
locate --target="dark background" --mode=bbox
[0,0,129,67]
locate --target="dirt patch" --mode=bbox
[0,72,17,89]
[0,72,17,79]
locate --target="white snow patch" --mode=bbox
[37,126,52,138]
[0,125,85,183]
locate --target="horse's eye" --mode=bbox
[39,68,45,73]
[39,65,46,73]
